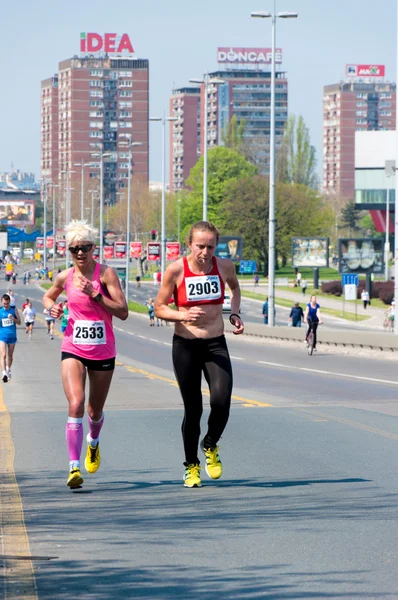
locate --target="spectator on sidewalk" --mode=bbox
[301,279,307,296]
[254,274,259,287]
[295,270,302,288]
[361,289,370,309]
[262,297,269,325]
[289,302,304,327]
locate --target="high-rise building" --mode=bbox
[323,75,396,200]
[169,49,288,192]
[41,75,59,185]
[169,87,201,193]
[41,50,149,210]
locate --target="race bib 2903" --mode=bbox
[185,275,221,302]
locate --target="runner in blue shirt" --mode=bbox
[0,293,21,382]
[304,295,322,351]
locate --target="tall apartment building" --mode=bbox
[169,69,288,192]
[169,87,201,193]
[41,55,149,208]
[323,80,396,199]
[41,75,59,184]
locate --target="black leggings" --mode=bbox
[172,334,233,464]
[306,320,319,348]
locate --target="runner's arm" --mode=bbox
[13,308,21,326]
[96,267,128,321]
[225,260,244,334]
[42,271,68,318]
[155,263,191,322]
[316,307,323,324]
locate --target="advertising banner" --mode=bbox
[217,47,282,64]
[46,237,54,249]
[0,200,35,226]
[339,238,384,274]
[130,241,142,259]
[346,64,385,78]
[147,242,161,261]
[114,241,126,259]
[36,237,44,249]
[239,260,257,274]
[292,237,329,268]
[104,246,114,260]
[80,33,134,56]
[215,236,243,261]
[93,247,99,258]
[166,242,180,261]
[57,240,66,256]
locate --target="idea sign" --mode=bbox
[217,47,282,65]
[346,64,385,78]
[80,33,134,56]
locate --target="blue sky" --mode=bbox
[0,0,396,182]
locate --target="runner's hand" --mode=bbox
[50,303,63,319]
[182,306,206,322]
[76,275,96,297]
[231,315,244,335]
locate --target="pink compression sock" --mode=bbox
[88,413,104,443]
[65,417,83,462]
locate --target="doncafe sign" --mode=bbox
[217,47,282,64]
[80,33,134,54]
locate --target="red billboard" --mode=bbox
[0,200,35,226]
[114,241,126,259]
[346,64,385,77]
[130,241,142,259]
[104,246,114,260]
[166,242,180,261]
[46,237,54,249]
[57,240,66,256]
[36,237,44,249]
[147,242,160,261]
[217,47,282,64]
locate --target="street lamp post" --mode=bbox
[189,75,225,221]
[74,161,92,220]
[90,152,111,262]
[60,169,75,268]
[88,189,98,223]
[177,197,181,244]
[251,4,298,327]
[118,138,143,304]
[150,116,177,282]
[42,181,48,273]
[51,184,59,271]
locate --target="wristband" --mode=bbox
[229,313,240,325]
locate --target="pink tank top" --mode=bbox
[61,262,116,360]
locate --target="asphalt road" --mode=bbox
[2,282,398,598]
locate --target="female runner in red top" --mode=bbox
[155,221,244,488]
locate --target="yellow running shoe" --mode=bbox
[67,469,83,488]
[183,463,202,488]
[85,440,101,474]
[200,440,222,479]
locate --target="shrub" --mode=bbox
[321,280,342,296]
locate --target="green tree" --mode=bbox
[339,200,361,235]
[222,177,334,272]
[183,146,257,233]
[276,115,318,188]
[221,114,246,153]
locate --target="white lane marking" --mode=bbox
[114,327,171,346]
[114,327,135,336]
[257,360,398,386]
[230,356,244,360]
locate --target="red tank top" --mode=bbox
[174,257,225,307]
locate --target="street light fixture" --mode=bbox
[189,75,225,221]
[251,3,298,327]
[74,161,92,220]
[149,116,177,282]
[90,152,112,262]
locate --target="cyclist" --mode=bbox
[304,295,322,351]
[155,221,244,488]
[42,220,128,489]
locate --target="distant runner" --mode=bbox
[0,293,21,382]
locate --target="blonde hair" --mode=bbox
[65,220,98,246]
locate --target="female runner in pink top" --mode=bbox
[43,220,128,489]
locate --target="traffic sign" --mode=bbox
[342,273,358,286]
[344,283,357,301]
[239,260,257,274]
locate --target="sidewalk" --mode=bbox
[239,282,387,330]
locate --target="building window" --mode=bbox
[90,80,103,87]
[119,81,132,88]
[119,90,133,97]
